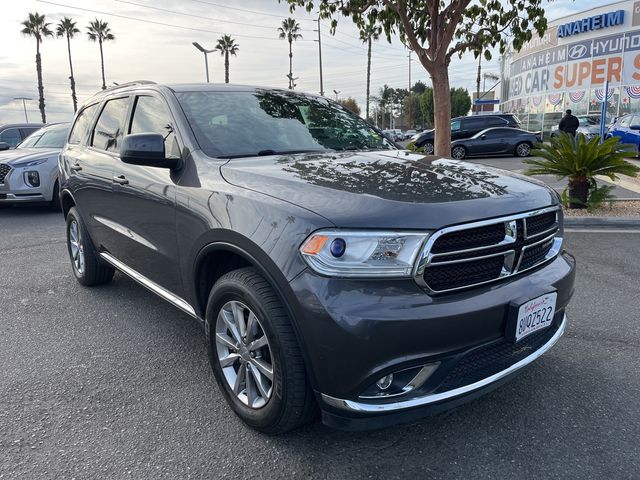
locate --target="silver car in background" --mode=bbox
[550,115,601,140]
[0,123,70,209]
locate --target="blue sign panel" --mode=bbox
[557,10,625,38]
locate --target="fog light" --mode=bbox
[24,171,40,187]
[376,374,394,390]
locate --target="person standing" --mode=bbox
[558,109,579,136]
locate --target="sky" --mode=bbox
[0,0,603,124]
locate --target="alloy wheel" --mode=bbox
[516,143,530,157]
[451,146,466,159]
[69,219,85,275]
[423,142,434,154]
[215,300,273,409]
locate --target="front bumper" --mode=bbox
[0,163,51,203]
[321,314,566,430]
[288,251,575,429]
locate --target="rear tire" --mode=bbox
[420,141,434,154]
[50,181,61,211]
[65,207,114,286]
[206,267,317,434]
[515,142,531,157]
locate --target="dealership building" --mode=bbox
[500,0,640,136]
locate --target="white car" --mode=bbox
[0,123,70,208]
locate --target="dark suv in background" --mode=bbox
[59,82,575,433]
[414,114,521,153]
[0,123,43,150]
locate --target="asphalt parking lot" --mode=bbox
[1,205,639,479]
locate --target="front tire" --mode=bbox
[65,207,114,286]
[515,142,531,157]
[206,267,316,434]
[451,145,466,159]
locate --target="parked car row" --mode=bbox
[0,123,69,208]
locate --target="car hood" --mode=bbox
[220,150,558,229]
[577,125,600,134]
[0,148,60,166]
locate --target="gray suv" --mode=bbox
[59,82,575,433]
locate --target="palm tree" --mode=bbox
[86,18,115,90]
[278,18,302,89]
[360,24,379,122]
[21,12,53,123]
[215,35,239,84]
[526,133,640,208]
[56,17,80,113]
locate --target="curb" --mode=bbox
[564,216,640,229]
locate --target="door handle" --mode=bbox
[70,163,82,171]
[112,175,129,185]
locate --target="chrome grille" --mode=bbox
[0,164,10,184]
[415,207,562,293]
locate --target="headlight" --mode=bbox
[15,158,48,167]
[299,230,430,277]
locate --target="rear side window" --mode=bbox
[462,118,486,130]
[92,97,130,153]
[0,128,22,148]
[69,104,99,145]
[129,96,179,157]
[485,117,508,127]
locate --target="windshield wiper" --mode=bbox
[220,149,327,159]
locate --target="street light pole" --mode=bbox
[333,89,340,101]
[314,17,324,96]
[192,42,215,83]
[475,54,482,115]
[408,50,412,129]
[13,97,32,122]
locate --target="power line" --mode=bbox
[189,0,316,22]
[114,0,308,32]
[35,0,311,41]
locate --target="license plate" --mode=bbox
[515,292,557,342]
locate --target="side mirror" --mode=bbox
[120,133,179,169]
[480,134,487,140]
[0,142,10,151]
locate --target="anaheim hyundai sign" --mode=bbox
[557,10,625,38]
[508,27,640,98]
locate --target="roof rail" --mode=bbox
[100,80,157,93]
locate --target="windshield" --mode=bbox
[175,90,393,158]
[578,116,600,126]
[19,127,69,148]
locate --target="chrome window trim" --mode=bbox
[99,251,197,318]
[413,205,562,293]
[322,314,567,414]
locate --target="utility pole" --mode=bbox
[408,50,412,129]
[475,54,482,114]
[333,89,340,101]
[314,17,324,96]
[13,97,32,122]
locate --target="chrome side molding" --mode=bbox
[99,252,197,319]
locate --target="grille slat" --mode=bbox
[420,209,561,293]
[0,164,10,184]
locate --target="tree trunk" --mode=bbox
[430,65,452,157]
[366,37,371,121]
[568,176,589,209]
[225,52,229,84]
[35,40,46,124]
[288,39,293,89]
[66,34,77,113]
[99,39,106,90]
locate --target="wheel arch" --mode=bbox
[192,237,319,390]
[60,188,76,218]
